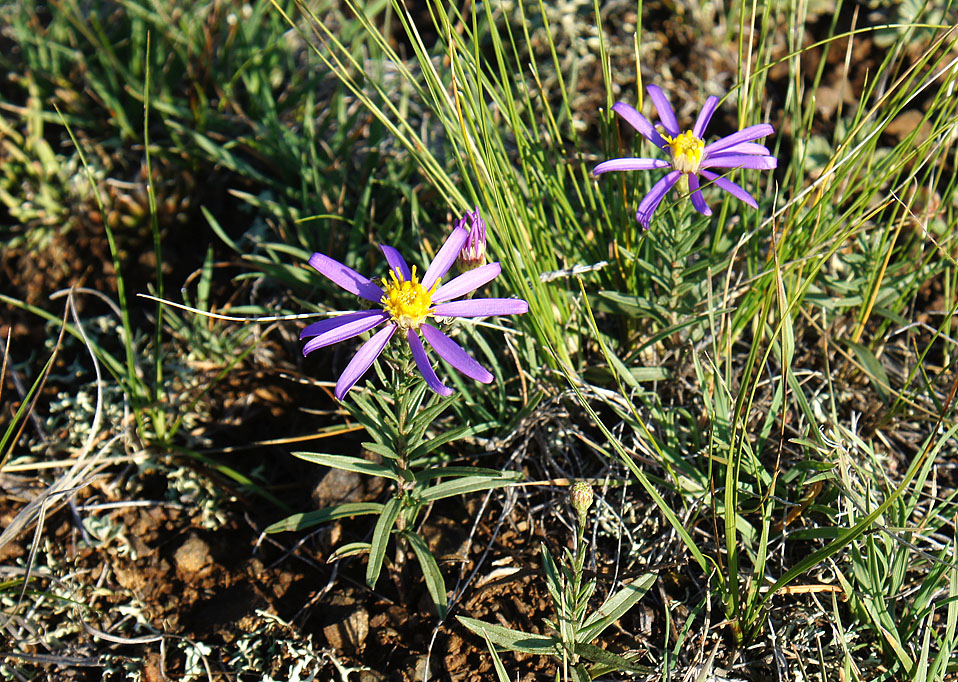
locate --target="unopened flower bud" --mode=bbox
[455,207,487,272]
[570,481,593,519]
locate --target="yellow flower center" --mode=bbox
[664,130,705,174]
[380,265,438,330]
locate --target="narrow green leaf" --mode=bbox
[843,339,891,403]
[415,466,514,482]
[418,471,522,502]
[540,543,563,607]
[265,502,383,533]
[915,605,932,682]
[402,530,448,618]
[201,205,239,252]
[929,534,958,679]
[574,642,652,674]
[292,451,399,480]
[197,246,214,310]
[578,573,656,643]
[480,629,514,682]
[571,664,591,682]
[362,442,401,461]
[0,350,56,465]
[604,348,642,391]
[327,542,371,562]
[457,616,559,655]
[367,496,401,588]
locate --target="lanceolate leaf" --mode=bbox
[457,616,560,655]
[264,502,383,533]
[418,471,522,502]
[327,542,372,562]
[574,642,652,675]
[578,573,656,643]
[402,530,448,618]
[292,451,399,480]
[540,544,563,608]
[571,664,591,682]
[414,466,513,482]
[363,442,401,461]
[480,629,514,682]
[366,496,401,588]
[843,339,891,404]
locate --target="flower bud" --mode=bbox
[455,207,487,272]
[570,481,594,519]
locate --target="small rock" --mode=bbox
[356,671,386,682]
[322,621,344,650]
[346,608,369,648]
[402,654,432,682]
[886,109,929,141]
[323,607,369,651]
[174,533,211,576]
[0,541,25,562]
[313,468,364,506]
[312,457,386,507]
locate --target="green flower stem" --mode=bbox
[567,510,589,656]
[573,514,587,588]
[390,355,423,561]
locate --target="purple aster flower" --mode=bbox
[593,85,777,229]
[301,225,528,400]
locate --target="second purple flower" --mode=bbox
[594,85,777,229]
[302,216,528,400]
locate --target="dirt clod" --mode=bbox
[174,533,212,577]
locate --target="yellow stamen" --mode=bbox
[663,130,705,174]
[380,265,439,330]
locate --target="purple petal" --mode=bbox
[308,252,384,303]
[421,323,493,383]
[300,310,386,340]
[433,262,502,303]
[704,124,775,155]
[636,170,681,229]
[302,311,389,355]
[701,170,759,208]
[407,329,452,396]
[432,298,529,318]
[334,324,396,400]
[380,245,411,281]
[593,157,671,176]
[611,101,668,148]
[719,142,770,155]
[646,85,680,138]
[692,96,720,138]
[422,226,469,290]
[687,174,712,216]
[701,154,778,170]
